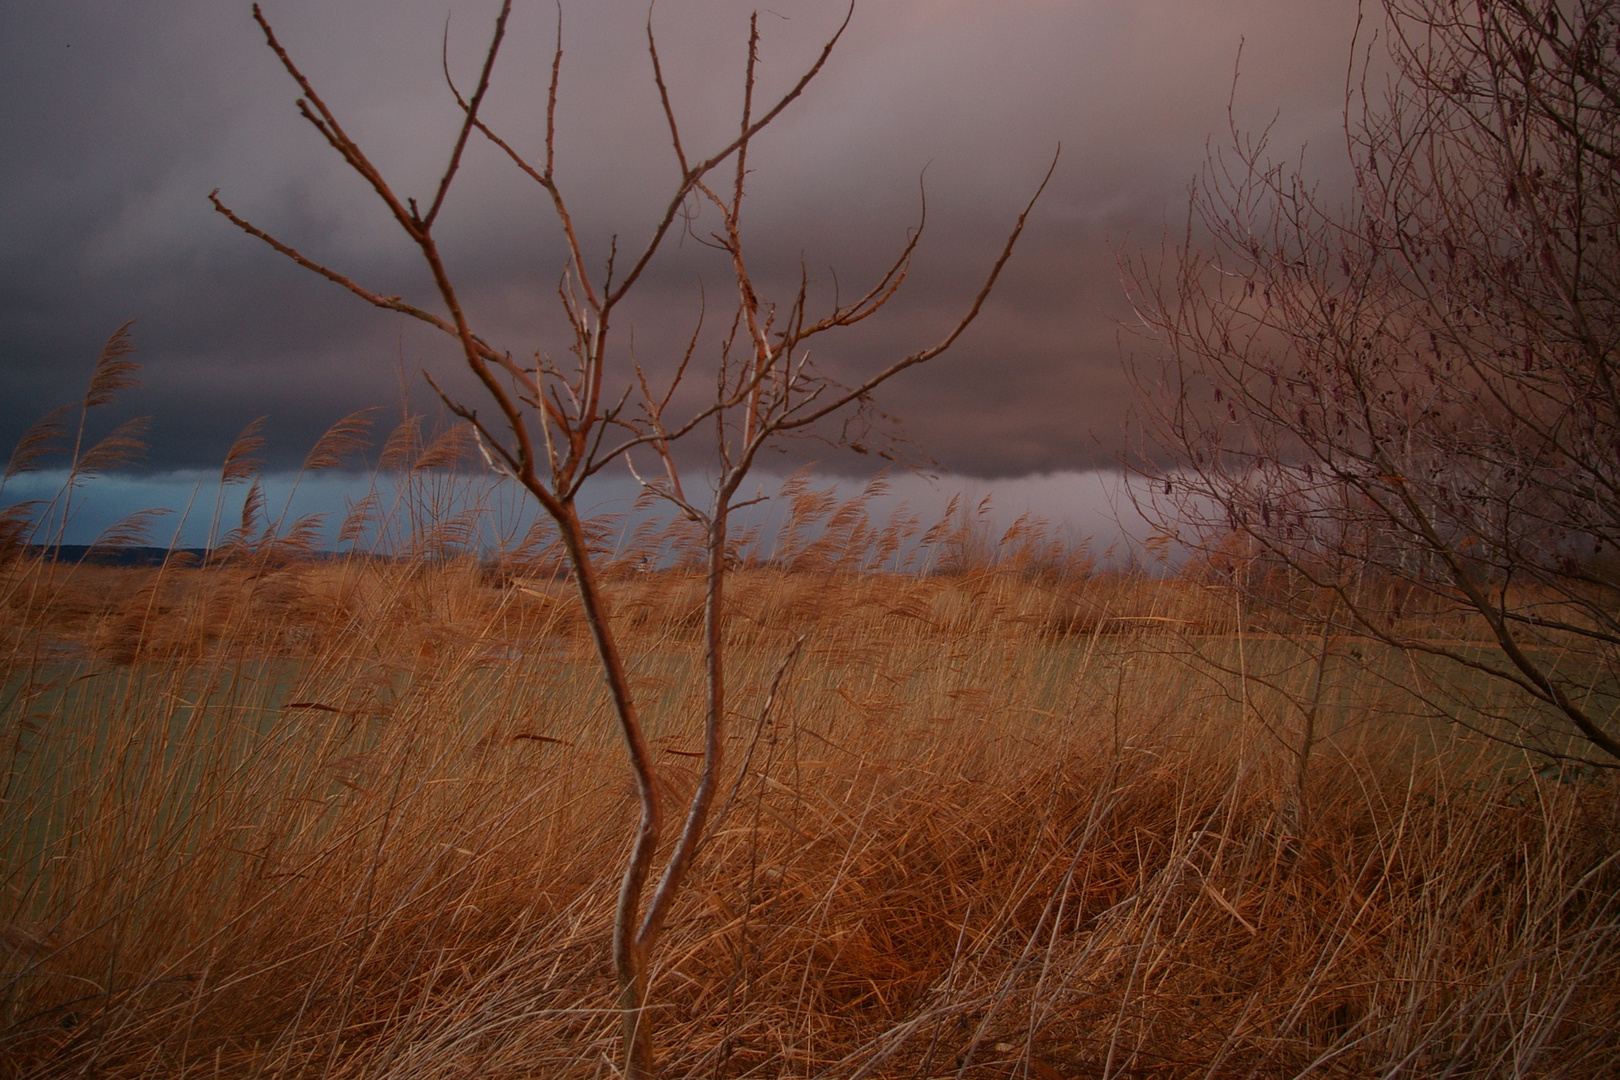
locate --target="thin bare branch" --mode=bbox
[780,147,1059,432]
[422,0,513,230]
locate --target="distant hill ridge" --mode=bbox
[25,545,276,567]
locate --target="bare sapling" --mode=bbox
[1123,0,1620,767]
[212,3,1051,1074]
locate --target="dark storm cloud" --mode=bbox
[0,0,1359,478]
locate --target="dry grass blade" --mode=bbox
[0,501,43,557]
[222,416,268,484]
[338,491,381,547]
[81,321,140,410]
[413,422,473,472]
[217,475,267,555]
[3,406,72,482]
[379,415,423,472]
[0,923,62,960]
[267,512,327,560]
[74,416,151,476]
[302,407,378,471]
[87,507,173,552]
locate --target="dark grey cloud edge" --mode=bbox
[1,0,1359,481]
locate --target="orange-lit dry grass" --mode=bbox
[2,554,1618,1078]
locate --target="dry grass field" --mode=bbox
[2,533,1618,1078]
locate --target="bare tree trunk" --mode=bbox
[550,500,661,1078]
[1283,607,1334,861]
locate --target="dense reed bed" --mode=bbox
[3,541,1617,1078]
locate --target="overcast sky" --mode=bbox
[1,0,1361,506]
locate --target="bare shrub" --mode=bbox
[1125,0,1620,764]
[210,4,1050,1073]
